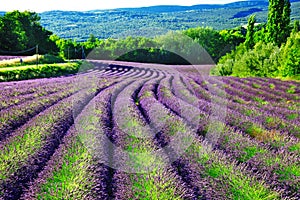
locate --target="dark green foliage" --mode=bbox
[54,27,243,65]
[183,27,245,62]
[265,0,291,46]
[292,20,300,34]
[245,15,257,49]
[39,54,64,64]
[0,11,58,55]
[211,43,247,76]
[282,0,292,39]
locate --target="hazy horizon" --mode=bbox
[1,0,244,12]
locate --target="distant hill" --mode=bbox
[11,0,300,41]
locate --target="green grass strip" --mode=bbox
[0,100,71,180]
[0,62,80,82]
[38,136,94,199]
[186,143,280,199]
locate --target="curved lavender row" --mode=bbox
[190,75,299,117]
[0,73,113,143]
[0,81,76,110]
[217,126,300,198]
[173,75,300,153]
[21,81,130,199]
[219,77,299,111]
[183,76,300,137]
[157,76,207,132]
[243,77,300,101]
[137,75,202,199]
[89,62,143,79]
[228,77,299,101]
[184,138,281,199]
[191,76,299,133]
[221,77,291,104]
[220,78,300,135]
[223,77,299,120]
[21,126,105,200]
[113,73,193,200]
[138,75,281,199]
[112,70,165,169]
[0,78,116,199]
[162,75,300,197]
[0,86,80,142]
[0,75,77,99]
[245,77,300,92]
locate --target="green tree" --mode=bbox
[265,0,291,46]
[184,27,245,62]
[0,13,27,52]
[0,11,58,55]
[245,15,256,49]
[87,34,97,43]
[232,41,280,77]
[292,20,300,34]
[279,32,300,76]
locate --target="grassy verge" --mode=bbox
[0,54,65,68]
[0,62,80,82]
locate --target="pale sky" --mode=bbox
[1,0,240,12]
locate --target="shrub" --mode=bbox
[279,32,300,77]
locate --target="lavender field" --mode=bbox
[0,61,299,199]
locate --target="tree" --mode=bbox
[265,0,291,46]
[280,32,300,76]
[87,34,97,43]
[281,0,291,41]
[292,20,300,35]
[0,13,27,52]
[0,11,58,55]
[245,15,256,49]
[183,27,245,62]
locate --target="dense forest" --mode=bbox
[38,0,300,41]
[0,0,299,79]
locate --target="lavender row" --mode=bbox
[176,76,300,151]
[183,76,300,136]
[190,74,299,116]
[139,75,281,199]
[159,75,300,197]
[111,72,193,199]
[0,75,77,99]
[241,77,300,101]
[0,76,117,199]
[21,81,127,199]
[0,81,76,110]
[220,77,299,111]
[225,78,300,111]
[0,87,78,142]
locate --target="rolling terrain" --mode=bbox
[0,61,299,199]
[36,0,300,41]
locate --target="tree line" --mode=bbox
[212,0,300,78]
[0,10,246,64]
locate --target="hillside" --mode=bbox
[0,61,299,199]
[37,0,300,41]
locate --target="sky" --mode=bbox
[1,0,241,12]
